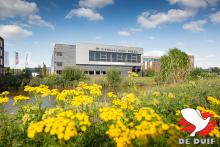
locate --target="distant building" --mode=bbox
[142,56,161,72]
[51,43,143,75]
[142,55,194,71]
[0,37,4,74]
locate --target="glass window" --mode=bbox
[117,53,123,62]
[100,52,107,61]
[0,58,2,65]
[0,40,2,48]
[89,51,95,61]
[107,52,111,62]
[89,71,94,75]
[112,52,117,62]
[0,50,2,56]
[95,52,100,61]
[56,62,62,66]
[56,52,62,56]
[96,71,100,75]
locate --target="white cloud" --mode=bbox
[210,11,220,23]
[118,31,131,37]
[0,25,32,38]
[0,0,37,18]
[28,15,55,30]
[129,28,143,33]
[65,8,103,21]
[143,50,166,57]
[0,0,54,29]
[167,0,220,8]
[137,9,195,29]
[79,0,114,8]
[183,19,207,32]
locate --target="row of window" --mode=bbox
[56,70,107,75]
[143,58,160,62]
[0,58,3,65]
[0,40,3,48]
[0,49,3,56]
[89,51,141,63]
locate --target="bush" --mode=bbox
[29,75,63,88]
[157,48,190,84]
[106,68,122,86]
[189,68,203,80]
[144,69,155,77]
[61,67,86,82]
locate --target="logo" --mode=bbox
[178,108,217,137]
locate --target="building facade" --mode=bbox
[142,56,161,72]
[0,37,4,74]
[51,43,143,75]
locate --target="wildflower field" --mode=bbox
[0,76,220,146]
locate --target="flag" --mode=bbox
[15,52,19,65]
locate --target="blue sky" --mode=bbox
[0,0,220,68]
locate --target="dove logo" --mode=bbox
[178,108,217,137]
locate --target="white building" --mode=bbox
[51,43,143,75]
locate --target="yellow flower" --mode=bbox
[13,95,30,105]
[167,92,175,99]
[0,97,9,104]
[207,96,220,105]
[152,91,160,97]
[71,95,93,107]
[99,107,124,122]
[27,110,90,141]
[107,92,116,98]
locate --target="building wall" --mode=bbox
[52,43,143,75]
[52,44,76,74]
[0,37,4,74]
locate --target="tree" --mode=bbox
[42,63,47,77]
[156,48,190,84]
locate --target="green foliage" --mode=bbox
[42,63,47,77]
[106,68,122,86]
[156,48,190,84]
[29,75,63,88]
[189,68,203,80]
[61,67,86,82]
[144,69,155,77]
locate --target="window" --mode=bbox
[0,40,2,48]
[84,71,88,74]
[56,70,62,74]
[89,51,141,63]
[89,51,95,61]
[96,71,100,75]
[0,49,2,56]
[56,62,62,66]
[56,52,62,56]
[89,71,94,75]
[100,52,107,61]
[0,58,2,65]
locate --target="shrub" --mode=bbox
[61,67,86,82]
[189,68,203,80]
[144,69,155,77]
[106,68,122,86]
[157,48,190,84]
